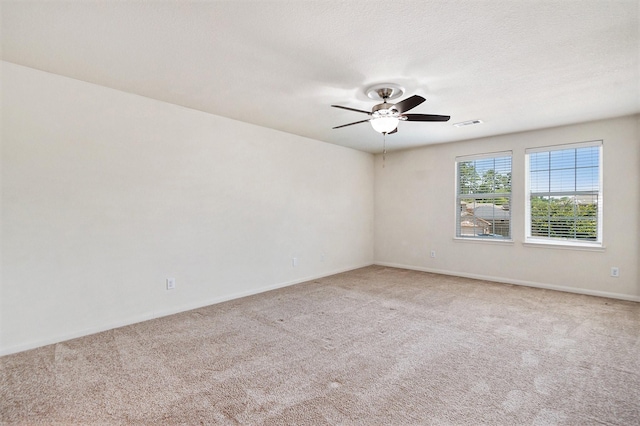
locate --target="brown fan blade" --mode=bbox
[387,127,398,134]
[403,113,451,122]
[331,105,372,115]
[332,119,371,129]
[392,95,425,114]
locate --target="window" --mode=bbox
[525,141,602,246]
[456,152,512,240]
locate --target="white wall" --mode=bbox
[375,115,640,301]
[0,62,374,355]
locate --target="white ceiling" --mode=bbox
[2,0,639,153]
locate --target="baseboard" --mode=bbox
[0,312,156,357]
[9,260,632,356]
[149,262,375,321]
[374,261,640,303]
[0,263,374,357]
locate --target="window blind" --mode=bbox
[456,152,512,239]
[526,141,602,243]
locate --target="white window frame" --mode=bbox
[455,151,513,242]
[524,140,603,248]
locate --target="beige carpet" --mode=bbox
[2,266,639,425]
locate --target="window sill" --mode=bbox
[453,237,514,245]
[523,239,605,252]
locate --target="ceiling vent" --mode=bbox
[453,119,483,128]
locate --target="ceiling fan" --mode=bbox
[332,84,450,134]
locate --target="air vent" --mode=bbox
[453,119,483,128]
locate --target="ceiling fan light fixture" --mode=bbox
[370,116,400,134]
[332,89,449,134]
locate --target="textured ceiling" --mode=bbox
[2,0,639,153]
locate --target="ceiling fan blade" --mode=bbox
[332,119,371,129]
[403,113,451,122]
[331,105,372,115]
[388,127,398,134]
[392,95,425,114]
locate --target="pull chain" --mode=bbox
[382,133,387,168]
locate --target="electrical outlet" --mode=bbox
[292,257,298,267]
[430,250,436,258]
[610,267,620,278]
[166,278,176,290]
